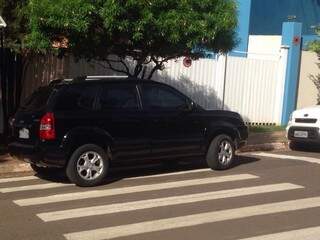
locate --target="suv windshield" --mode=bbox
[20,87,53,111]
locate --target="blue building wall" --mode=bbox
[212,0,319,56]
[233,0,252,55]
[249,0,320,48]
[250,0,320,35]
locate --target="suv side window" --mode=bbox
[54,84,97,111]
[141,84,188,110]
[20,86,53,112]
[98,84,139,111]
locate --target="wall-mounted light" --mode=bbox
[0,16,7,28]
[287,15,297,21]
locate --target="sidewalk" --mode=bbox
[239,130,288,152]
[0,131,287,176]
[0,154,31,176]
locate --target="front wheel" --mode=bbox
[66,144,109,187]
[206,134,235,170]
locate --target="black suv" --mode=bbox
[9,76,248,187]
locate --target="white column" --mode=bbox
[214,54,227,110]
[274,46,289,124]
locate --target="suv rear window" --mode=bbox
[20,87,53,111]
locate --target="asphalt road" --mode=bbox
[1,150,320,240]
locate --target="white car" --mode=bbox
[286,106,320,148]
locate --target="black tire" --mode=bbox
[206,134,235,170]
[66,144,109,187]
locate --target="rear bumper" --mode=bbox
[287,126,320,143]
[8,141,66,168]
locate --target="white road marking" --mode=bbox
[38,183,303,222]
[251,152,320,164]
[0,176,38,184]
[64,196,320,240]
[238,226,320,240]
[123,168,211,180]
[14,174,258,206]
[0,182,72,193]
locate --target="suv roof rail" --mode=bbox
[86,75,128,79]
[48,75,131,86]
[71,75,129,82]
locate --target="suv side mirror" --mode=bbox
[185,100,195,112]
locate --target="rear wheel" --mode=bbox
[206,134,235,170]
[66,144,109,187]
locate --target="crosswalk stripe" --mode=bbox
[38,183,303,222]
[64,196,320,240]
[251,152,320,164]
[123,168,211,180]
[14,174,258,206]
[0,182,72,193]
[238,226,320,240]
[0,176,38,184]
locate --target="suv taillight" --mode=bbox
[39,112,56,140]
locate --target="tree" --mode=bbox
[26,0,238,79]
[0,0,32,104]
[0,1,29,136]
[0,0,28,51]
[309,26,320,104]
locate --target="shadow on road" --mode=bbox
[232,155,260,168]
[35,155,260,186]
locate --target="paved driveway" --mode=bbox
[1,150,320,240]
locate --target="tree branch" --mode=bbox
[147,56,175,80]
[133,63,143,77]
[147,64,161,80]
[95,59,132,76]
[141,66,147,79]
[119,58,131,76]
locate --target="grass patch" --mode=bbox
[249,125,286,133]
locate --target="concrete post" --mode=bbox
[281,22,302,125]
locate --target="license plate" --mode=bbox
[294,131,308,138]
[23,158,31,163]
[19,128,30,139]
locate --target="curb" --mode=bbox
[0,160,33,175]
[0,162,32,175]
[238,142,288,153]
[0,154,32,175]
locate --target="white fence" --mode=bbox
[64,49,288,125]
[153,49,288,125]
[224,52,287,125]
[153,59,221,110]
